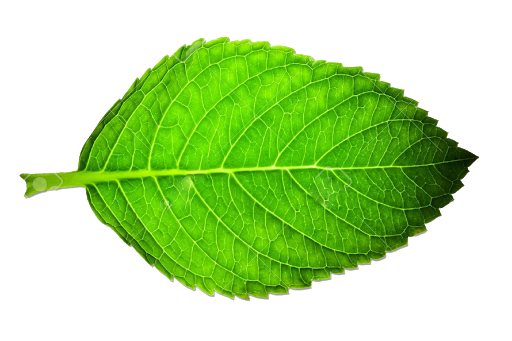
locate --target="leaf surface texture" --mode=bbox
[32,38,478,299]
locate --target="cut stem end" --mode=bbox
[20,171,84,198]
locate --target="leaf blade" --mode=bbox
[22,38,477,298]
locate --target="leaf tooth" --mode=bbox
[182,38,204,59]
[153,55,169,69]
[204,37,230,48]
[230,39,252,46]
[270,44,295,54]
[135,68,152,91]
[250,40,270,51]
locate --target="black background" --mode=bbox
[14,30,483,313]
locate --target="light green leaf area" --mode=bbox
[22,38,477,299]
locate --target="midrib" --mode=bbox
[70,157,475,181]
[21,158,475,198]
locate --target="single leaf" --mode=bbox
[21,37,477,299]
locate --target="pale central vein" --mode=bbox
[54,158,475,188]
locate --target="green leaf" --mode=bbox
[21,37,477,299]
